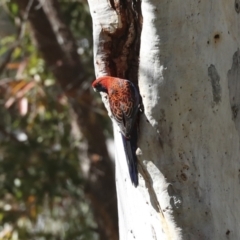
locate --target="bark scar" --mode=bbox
[208,64,222,104]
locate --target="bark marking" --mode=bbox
[208,64,222,104]
[235,0,240,13]
[228,49,240,134]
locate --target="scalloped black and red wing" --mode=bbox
[108,78,139,138]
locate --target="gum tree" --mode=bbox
[88,0,240,239]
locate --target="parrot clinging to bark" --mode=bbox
[92,76,141,187]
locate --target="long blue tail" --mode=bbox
[121,128,138,187]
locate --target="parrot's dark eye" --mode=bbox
[94,83,107,93]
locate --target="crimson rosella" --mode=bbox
[92,76,141,187]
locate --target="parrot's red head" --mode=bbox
[92,76,113,93]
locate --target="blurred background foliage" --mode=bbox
[0,0,101,239]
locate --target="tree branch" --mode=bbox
[0,0,34,76]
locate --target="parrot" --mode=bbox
[92,76,141,187]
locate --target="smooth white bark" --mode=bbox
[138,0,240,239]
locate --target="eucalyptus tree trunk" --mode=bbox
[88,0,240,239]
